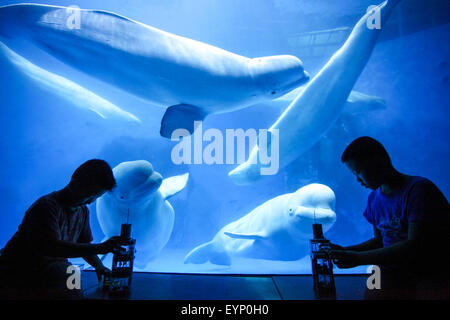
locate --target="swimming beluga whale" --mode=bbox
[0,41,140,123]
[184,183,336,265]
[0,3,310,138]
[229,0,401,185]
[275,86,386,116]
[96,160,189,269]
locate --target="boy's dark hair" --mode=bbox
[341,136,391,166]
[69,159,116,192]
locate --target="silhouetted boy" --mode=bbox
[330,137,450,299]
[0,159,123,299]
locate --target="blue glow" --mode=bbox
[0,0,448,275]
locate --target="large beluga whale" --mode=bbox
[0,3,309,138]
[229,0,401,185]
[96,160,189,269]
[184,183,336,266]
[0,41,140,123]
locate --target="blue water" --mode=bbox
[0,0,449,275]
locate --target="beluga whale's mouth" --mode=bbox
[248,54,310,98]
[277,70,310,95]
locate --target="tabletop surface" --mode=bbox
[82,271,368,300]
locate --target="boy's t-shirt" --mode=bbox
[0,192,93,268]
[363,176,450,247]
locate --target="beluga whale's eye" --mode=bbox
[115,191,127,200]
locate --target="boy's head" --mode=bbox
[341,137,392,190]
[68,159,116,205]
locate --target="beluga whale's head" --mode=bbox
[248,55,310,99]
[111,160,163,205]
[285,183,337,240]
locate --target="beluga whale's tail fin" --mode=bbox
[184,241,231,266]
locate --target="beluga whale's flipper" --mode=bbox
[160,104,207,138]
[184,241,232,266]
[223,232,267,241]
[229,0,402,185]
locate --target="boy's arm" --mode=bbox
[28,203,123,258]
[343,226,383,252]
[37,237,122,258]
[37,240,101,257]
[331,222,429,268]
[83,254,111,282]
[356,221,448,266]
[83,254,104,269]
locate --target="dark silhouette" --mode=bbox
[0,159,123,299]
[329,136,450,299]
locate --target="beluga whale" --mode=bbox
[0,41,140,123]
[0,3,310,138]
[228,0,401,185]
[96,160,189,269]
[184,183,336,266]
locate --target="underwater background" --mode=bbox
[0,0,449,274]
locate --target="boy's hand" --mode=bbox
[95,264,111,282]
[329,243,345,250]
[97,236,123,254]
[329,250,361,269]
[321,242,344,251]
